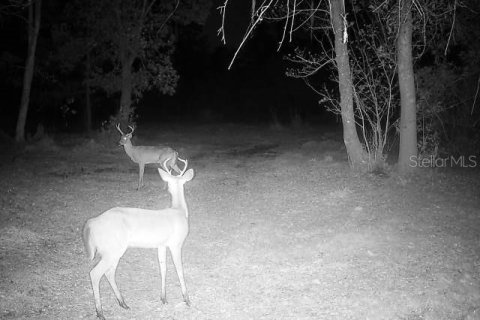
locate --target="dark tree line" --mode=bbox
[1,0,211,141]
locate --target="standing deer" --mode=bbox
[83,158,194,320]
[116,123,182,190]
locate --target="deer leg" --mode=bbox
[157,246,167,304]
[89,258,111,320]
[159,161,168,190]
[169,245,190,306]
[105,261,129,310]
[170,162,182,174]
[138,164,145,190]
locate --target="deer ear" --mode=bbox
[182,169,194,182]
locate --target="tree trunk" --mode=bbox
[84,50,92,134]
[15,0,42,143]
[118,49,134,124]
[330,0,367,169]
[397,0,417,173]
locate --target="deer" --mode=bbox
[116,123,183,190]
[82,158,194,320]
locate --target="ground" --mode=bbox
[0,124,479,320]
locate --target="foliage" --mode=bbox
[51,0,211,128]
[415,65,454,157]
[58,0,178,96]
[416,64,480,157]
[414,0,480,157]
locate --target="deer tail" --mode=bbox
[82,221,96,261]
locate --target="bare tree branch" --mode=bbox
[217,0,228,44]
[444,0,457,55]
[227,0,274,70]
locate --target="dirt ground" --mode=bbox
[0,124,479,320]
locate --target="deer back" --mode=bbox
[124,144,177,165]
[88,207,188,249]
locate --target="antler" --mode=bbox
[162,158,172,175]
[116,123,124,135]
[162,157,188,176]
[128,125,135,134]
[177,157,188,176]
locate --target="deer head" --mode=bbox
[116,124,135,146]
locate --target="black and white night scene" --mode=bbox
[0,0,479,319]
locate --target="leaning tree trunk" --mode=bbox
[397,0,417,174]
[15,0,42,143]
[330,0,367,169]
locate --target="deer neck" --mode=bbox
[170,185,189,218]
[122,140,136,159]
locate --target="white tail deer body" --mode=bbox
[83,159,193,320]
[116,124,182,189]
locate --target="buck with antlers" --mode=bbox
[83,158,194,320]
[116,124,182,190]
